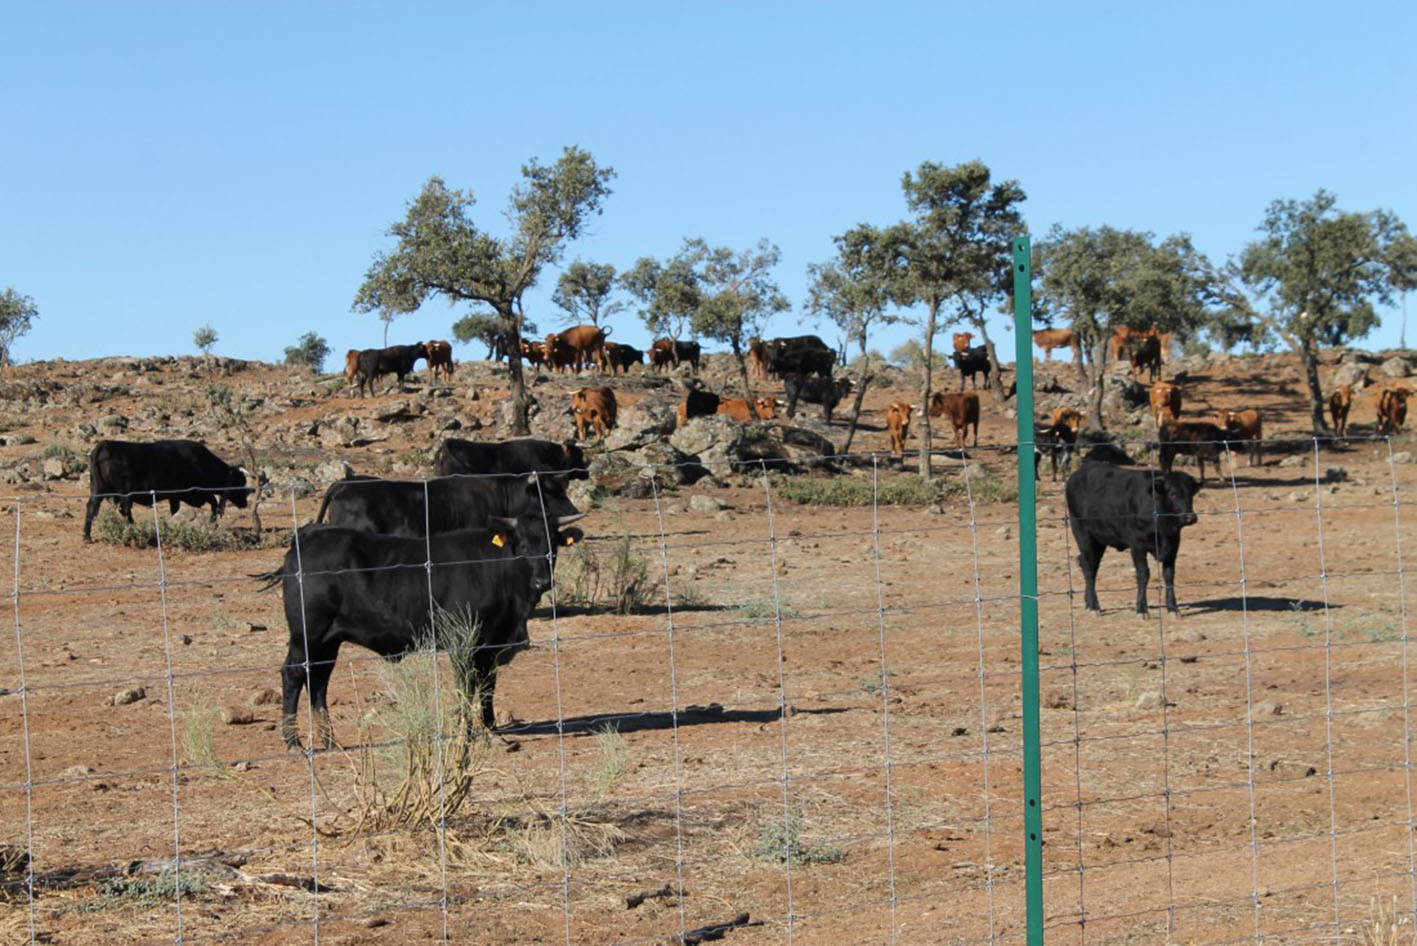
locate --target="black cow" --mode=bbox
[764,336,835,378]
[1157,421,1228,483]
[603,342,645,374]
[259,512,585,749]
[782,375,852,424]
[351,344,426,397]
[1033,422,1077,482]
[951,345,991,390]
[83,440,250,542]
[1065,463,1201,616]
[315,472,579,537]
[433,438,589,481]
[1081,443,1135,466]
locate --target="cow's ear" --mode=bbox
[561,527,585,547]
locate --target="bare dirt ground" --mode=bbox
[1,348,1416,945]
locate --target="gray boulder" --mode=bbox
[605,401,678,451]
[1379,356,1411,379]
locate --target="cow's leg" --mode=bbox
[119,497,134,524]
[280,642,310,750]
[972,419,979,447]
[169,497,181,515]
[1075,536,1104,612]
[1160,550,1181,615]
[306,653,338,749]
[1130,545,1152,617]
[83,496,104,542]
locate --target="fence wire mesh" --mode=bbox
[0,433,1413,945]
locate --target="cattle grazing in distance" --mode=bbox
[1216,408,1263,466]
[315,471,579,538]
[571,386,618,440]
[951,345,991,391]
[885,400,913,457]
[1111,325,1142,361]
[1051,406,1084,434]
[1149,381,1182,428]
[424,340,454,382]
[762,335,836,379]
[748,338,770,378]
[675,391,776,426]
[1328,385,1354,438]
[1130,335,1163,382]
[433,438,590,481]
[343,349,360,388]
[84,440,251,542]
[351,344,427,397]
[544,333,575,373]
[602,342,644,374]
[518,338,546,369]
[1378,387,1412,435]
[952,331,974,354]
[1032,328,1080,362]
[1157,417,1228,482]
[783,375,852,425]
[650,338,702,372]
[547,324,611,372]
[1034,421,1078,482]
[259,512,585,749]
[925,391,980,448]
[1066,463,1201,616]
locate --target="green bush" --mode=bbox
[754,806,844,866]
[283,331,331,372]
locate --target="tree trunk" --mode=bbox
[1086,335,1108,431]
[1299,342,1329,433]
[731,336,760,420]
[973,317,1001,393]
[919,300,939,480]
[500,305,531,436]
[840,331,871,456]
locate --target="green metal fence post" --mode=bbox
[1012,234,1045,946]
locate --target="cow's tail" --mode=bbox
[251,567,287,592]
[313,482,341,524]
[601,324,613,339]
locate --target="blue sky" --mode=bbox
[4,2,1414,364]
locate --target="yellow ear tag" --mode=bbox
[491,533,506,548]
[564,535,576,546]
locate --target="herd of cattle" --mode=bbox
[71,322,1416,750]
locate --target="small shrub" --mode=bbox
[607,535,651,615]
[92,508,228,552]
[754,806,844,866]
[590,724,628,800]
[283,331,331,372]
[41,440,81,462]
[80,869,210,911]
[193,324,218,357]
[556,541,603,609]
[777,475,941,507]
[739,597,799,621]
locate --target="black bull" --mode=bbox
[315,471,579,537]
[258,512,585,749]
[1065,463,1201,616]
[83,439,250,542]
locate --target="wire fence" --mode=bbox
[1,431,1415,945]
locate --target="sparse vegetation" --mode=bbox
[78,869,210,912]
[754,805,844,866]
[283,331,331,372]
[607,534,651,614]
[94,508,229,552]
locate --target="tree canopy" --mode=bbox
[0,289,38,366]
[619,254,702,341]
[353,147,614,433]
[552,261,623,327]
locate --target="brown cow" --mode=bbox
[1328,385,1353,438]
[748,337,768,378]
[1051,406,1084,433]
[952,331,974,354]
[570,386,617,440]
[424,339,454,382]
[886,400,913,457]
[925,391,980,448]
[1032,328,1078,362]
[519,338,546,368]
[1130,335,1162,382]
[716,396,777,422]
[651,338,701,372]
[1111,325,1141,361]
[1158,417,1228,483]
[1378,387,1412,435]
[544,333,576,373]
[1216,408,1263,466]
[343,349,360,388]
[1149,381,1182,429]
[549,325,609,372]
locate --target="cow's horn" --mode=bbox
[489,516,517,530]
[556,512,587,526]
